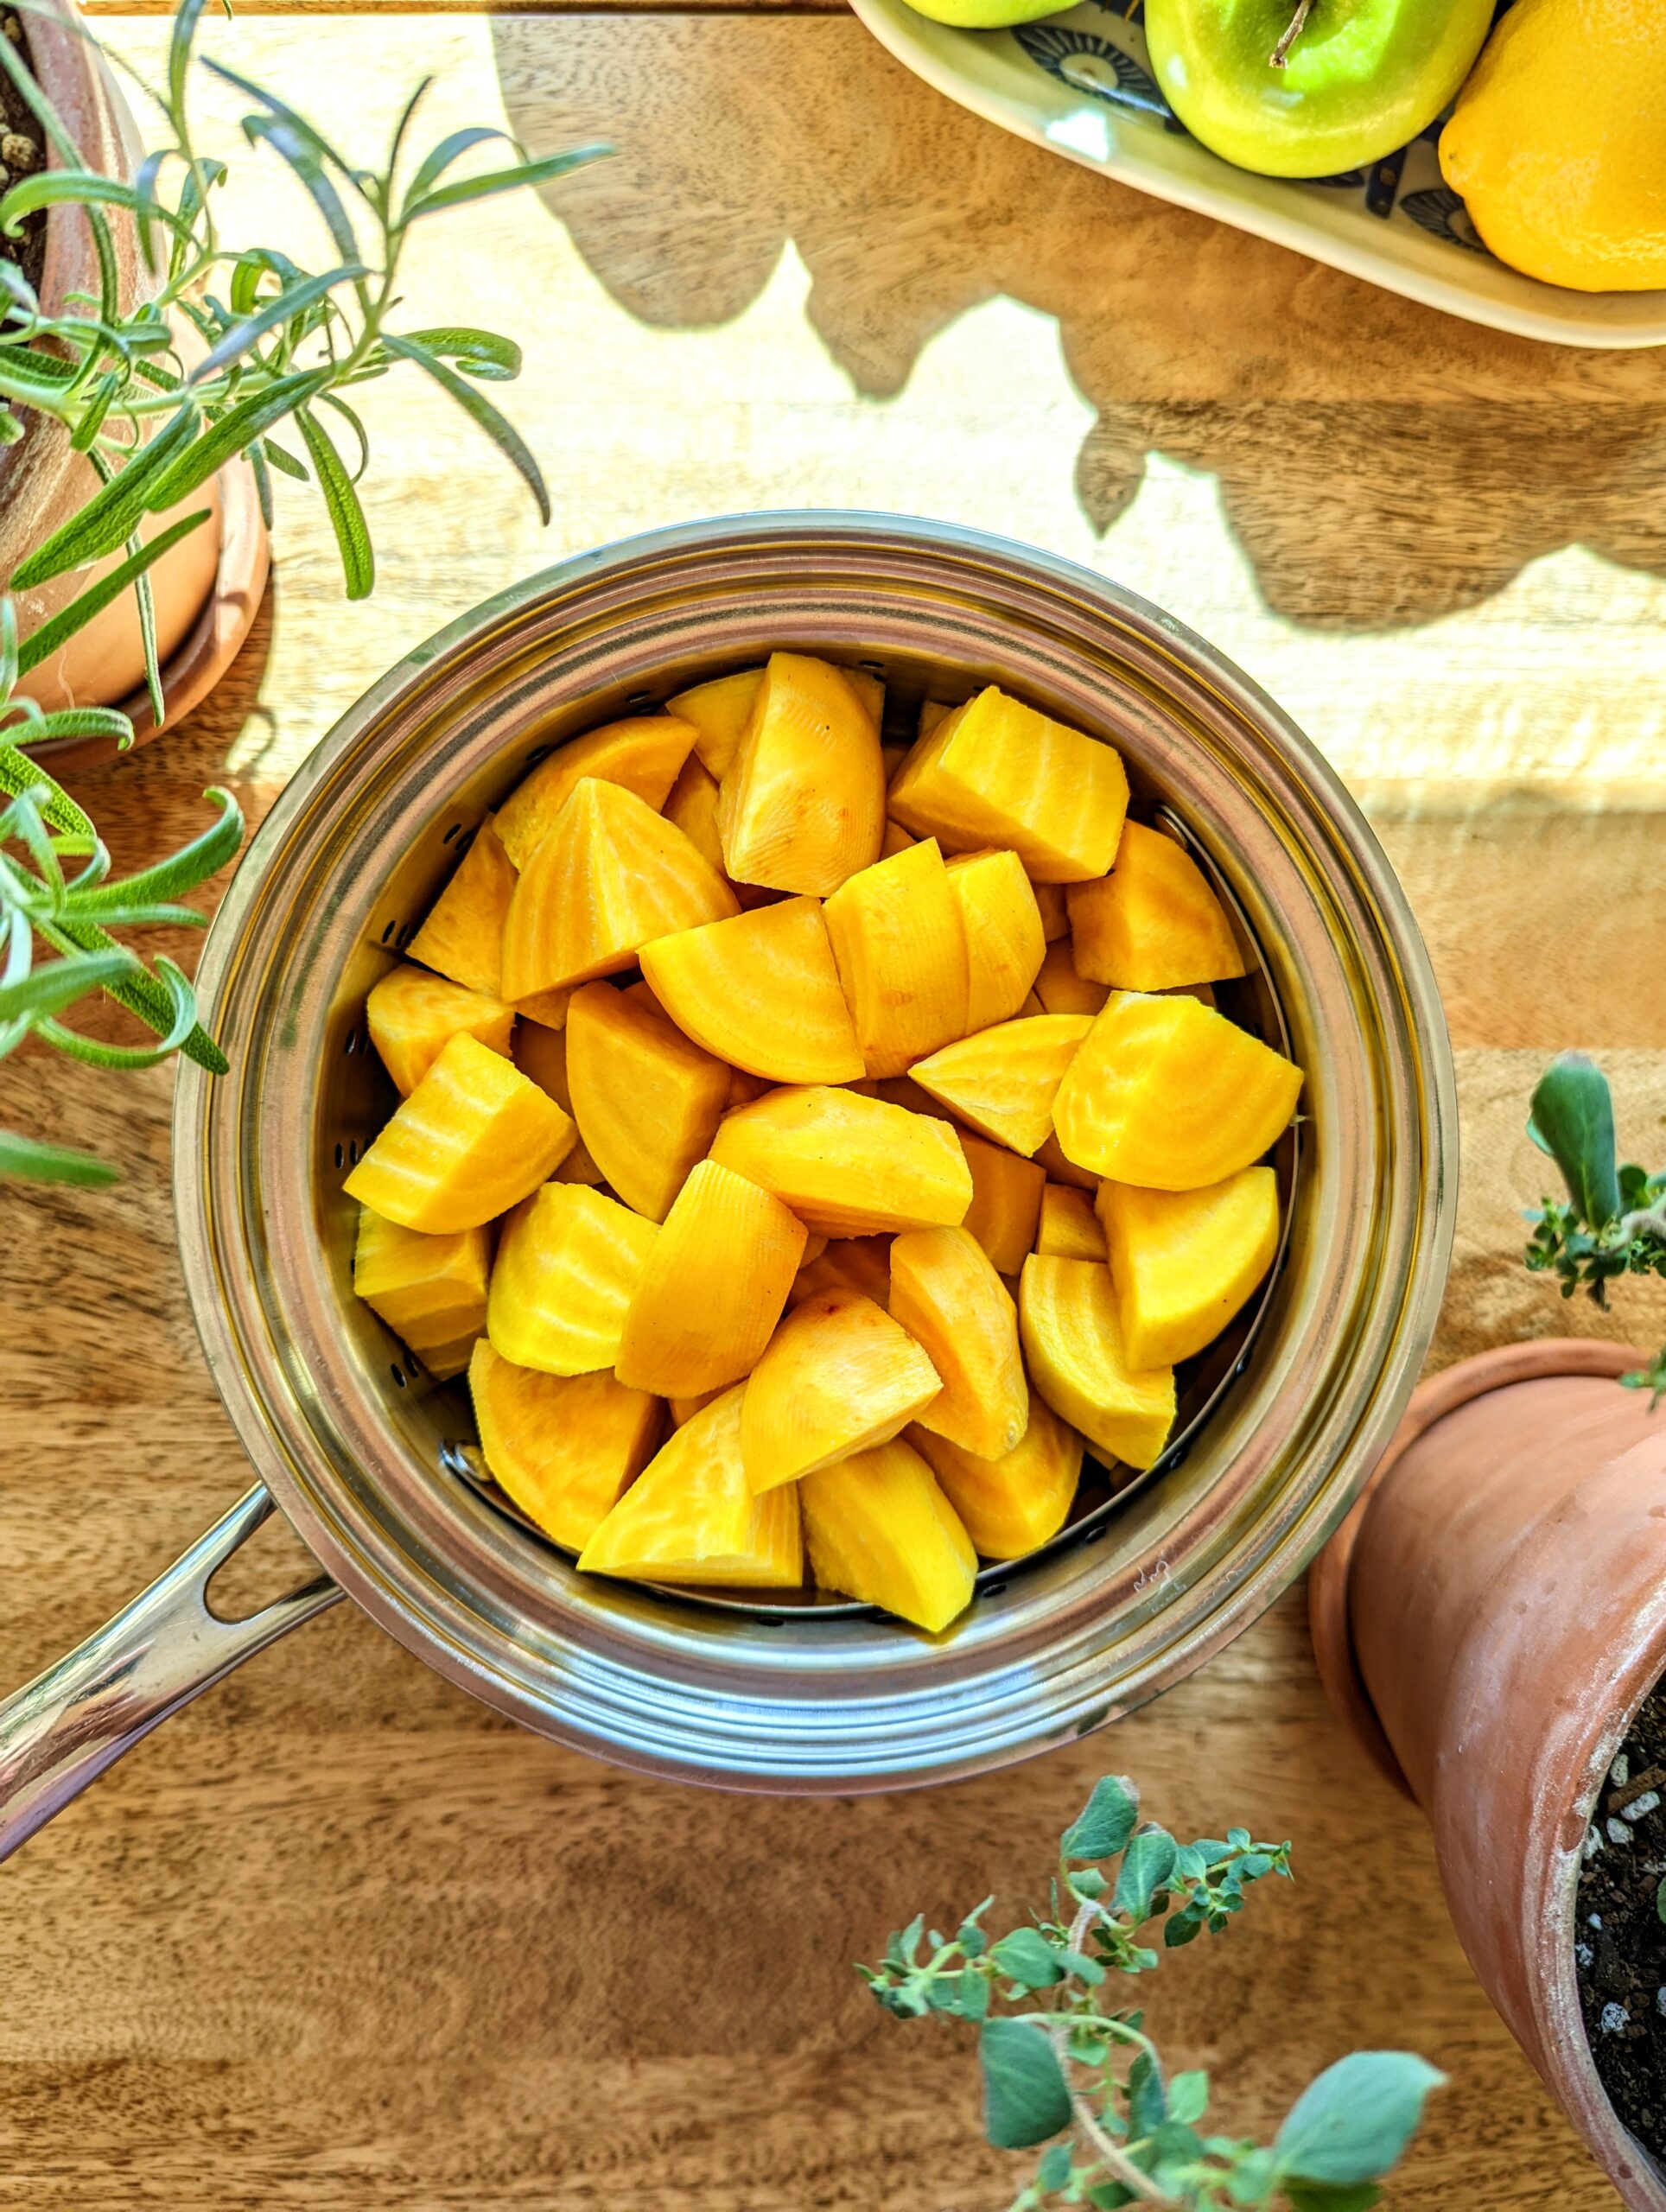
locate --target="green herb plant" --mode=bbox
[1525,1052,1666,1406]
[863,1775,1442,2212]
[0,0,601,1185]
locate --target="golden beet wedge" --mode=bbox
[889,1226,1028,1460]
[639,897,866,1085]
[669,1386,722,1427]
[353,1207,490,1353]
[344,1032,575,1233]
[1033,880,1070,943]
[494,715,698,870]
[1035,1184,1105,1261]
[564,981,730,1222]
[888,687,1129,882]
[406,815,518,998]
[908,1014,1092,1158]
[662,754,726,876]
[959,1131,1046,1277]
[578,1385,804,1588]
[717,652,887,895]
[1051,993,1302,1189]
[880,820,917,859]
[1032,938,1110,1018]
[1067,820,1248,990]
[667,669,764,780]
[1097,1166,1280,1370]
[468,1338,661,1554]
[741,1287,942,1492]
[908,1394,1084,1561]
[710,1084,972,1236]
[366,964,513,1096]
[799,1436,976,1633]
[615,1159,808,1395]
[500,777,738,1001]
[1018,1255,1175,1470]
[1034,1130,1097,1192]
[512,1021,604,1184]
[786,1235,893,1312]
[946,849,1046,1032]
[514,986,573,1032]
[823,838,970,1077]
[486,1182,658,1375]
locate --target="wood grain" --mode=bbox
[4,11,1666,2211]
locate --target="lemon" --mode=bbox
[1439,0,1666,293]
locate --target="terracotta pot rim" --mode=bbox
[23,456,270,772]
[1308,1338,1645,1799]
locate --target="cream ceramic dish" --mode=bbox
[849,0,1666,350]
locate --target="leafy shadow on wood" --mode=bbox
[493,14,1666,629]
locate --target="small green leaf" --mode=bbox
[1655,1876,1666,1925]
[188,265,367,385]
[1062,1776,1140,1863]
[16,512,213,679]
[991,1926,1066,1992]
[1128,2050,1167,2137]
[0,1128,120,1187]
[979,2018,1072,2151]
[382,332,549,524]
[1282,2183,1383,2212]
[11,404,201,588]
[1274,2054,1444,2188]
[1035,2142,1073,2194]
[67,786,241,916]
[1529,1053,1622,1231]
[1168,2070,1209,2126]
[0,948,135,1025]
[400,143,607,225]
[1113,1828,1179,1924]
[296,407,374,600]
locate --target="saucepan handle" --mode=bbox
[0,1484,340,1864]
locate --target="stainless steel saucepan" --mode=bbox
[0,513,1457,1859]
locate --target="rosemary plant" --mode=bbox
[864,1775,1442,2212]
[1525,1052,1666,1405]
[0,0,600,1185]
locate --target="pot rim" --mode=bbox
[175,509,1458,1790]
[1308,1337,1650,1796]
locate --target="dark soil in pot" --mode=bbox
[1578,1681,1666,2154]
[0,11,47,295]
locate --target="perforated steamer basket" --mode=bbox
[0,514,1456,1853]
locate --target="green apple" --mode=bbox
[902,0,1069,28]
[1143,0,1495,178]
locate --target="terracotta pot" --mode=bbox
[1310,1338,1666,2212]
[0,0,267,766]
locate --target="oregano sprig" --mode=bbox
[862,1775,1442,2212]
[1525,1053,1666,1406]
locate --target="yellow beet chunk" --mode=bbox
[888,687,1129,882]
[1098,1166,1279,1370]
[415,1331,484,1382]
[406,816,517,997]
[512,1021,603,1184]
[345,1033,575,1232]
[800,1437,976,1632]
[1036,1184,1104,1260]
[468,1339,660,1553]
[640,897,866,1084]
[787,1235,893,1312]
[354,1207,489,1352]
[1033,938,1110,1018]
[578,1386,803,1588]
[514,986,573,1031]
[890,1227,1027,1459]
[667,668,764,779]
[366,964,513,1096]
[1035,1130,1097,1192]
[662,754,726,876]
[1052,994,1302,1189]
[616,1160,807,1395]
[909,1014,1092,1157]
[960,1132,1046,1278]
[917,699,955,741]
[908,1394,1084,1560]
[727,1066,772,1109]
[486,1183,657,1375]
[946,849,1046,1033]
[1033,880,1070,943]
[1018,1256,1175,1469]
[880,819,917,859]
[500,778,738,1001]
[565,981,730,1222]
[741,1287,941,1492]
[717,652,886,895]
[669,1386,722,1427]
[823,838,969,1078]
[711,1085,972,1236]
[1066,821,1248,990]
[495,715,698,870]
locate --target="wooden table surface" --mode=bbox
[5,10,1666,2209]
